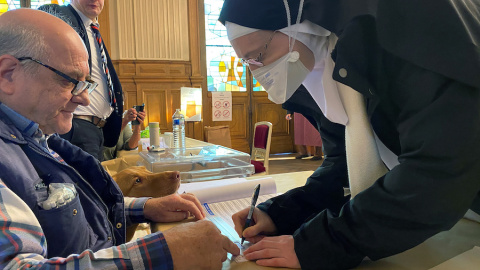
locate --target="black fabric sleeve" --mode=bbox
[291,54,480,269]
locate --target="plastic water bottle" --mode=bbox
[172,109,185,149]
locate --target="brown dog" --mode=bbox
[111,166,181,241]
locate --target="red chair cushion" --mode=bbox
[254,125,269,149]
[251,160,266,173]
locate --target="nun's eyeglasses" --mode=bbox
[240,31,278,67]
[17,57,98,95]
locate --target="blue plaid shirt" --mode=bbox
[0,103,173,269]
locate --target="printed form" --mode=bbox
[179,176,278,263]
[204,194,278,262]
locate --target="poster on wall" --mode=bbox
[181,87,202,121]
[212,91,232,121]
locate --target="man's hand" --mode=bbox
[123,108,138,124]
[163,220,240,270]
[232,207,277,244]
[134,111,146,126]
[243,235,300,269]
[143,193,206,223]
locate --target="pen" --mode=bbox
[241,184,261,245]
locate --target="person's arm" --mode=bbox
[127,111,145,150]
[0,181,172,270]
[124,193,206,226]
[291,67,480,269]
[256,105,349,235]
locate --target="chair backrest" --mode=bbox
[251,121,273,174]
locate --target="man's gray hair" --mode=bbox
[0,22,49,73]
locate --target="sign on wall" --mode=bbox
[181,87,202,121]
[212,91,232,121]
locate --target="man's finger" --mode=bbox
[176,199,204,220]
[162,211,190,222]
[180,193,205,219]
[223,236,240,255]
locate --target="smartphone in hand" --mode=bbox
[132,103,145,125]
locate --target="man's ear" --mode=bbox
[0,55,20,95]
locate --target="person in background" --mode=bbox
[103,107,146,161]
[285,110,323,160]
[39,0,124,161]
[0,9,239,270]
[219,0,480,269]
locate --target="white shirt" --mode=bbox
[72,5,113,119]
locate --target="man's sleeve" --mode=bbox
[0,182,172,270]
[124,197,151,226]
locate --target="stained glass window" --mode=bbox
[0,0,69,16]
[31,0,70,9]
[204,0,264,92]
[0,0,20,16]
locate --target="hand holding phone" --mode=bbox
[132,103,145,125]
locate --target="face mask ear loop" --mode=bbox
[283,0,305,53]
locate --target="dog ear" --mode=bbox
[112,170,137,196]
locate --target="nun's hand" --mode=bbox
[243,235,300,269]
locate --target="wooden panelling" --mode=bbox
[106,0,294,153]
[115,61,195,136]
[118,63,136,76]
[252,92,293,154]
[136,62,191,77]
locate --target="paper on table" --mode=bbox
[203,193,278,263]
[178,177,276,204]
[429,246,480,269]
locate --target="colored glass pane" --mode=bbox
[205,0,244,92]
[205,0,265,92]
[31,0,70,9]
[0,0,20,16]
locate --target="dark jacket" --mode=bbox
[38,4,124,147]
[258,2,480,269]
[0,111,126,258]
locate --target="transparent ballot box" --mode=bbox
[138,145,254,182]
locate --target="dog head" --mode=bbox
[112,166,180,198]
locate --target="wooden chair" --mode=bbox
[250,121,273,175]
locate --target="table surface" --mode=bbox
[155,171,480,270]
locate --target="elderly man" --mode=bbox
[0,9,238,270]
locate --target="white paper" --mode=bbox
[203,194,277,262]
[178,177,276,204]
[178,177,278,262]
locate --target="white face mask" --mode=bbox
[251,51,310,104]
[248,0,308,104]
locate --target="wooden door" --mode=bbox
[203,74,294,155]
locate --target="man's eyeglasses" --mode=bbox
[240,31,278,67]
[16,57,98,95]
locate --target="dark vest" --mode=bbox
[0,113,126,257]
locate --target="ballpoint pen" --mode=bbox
[241,184,261,245]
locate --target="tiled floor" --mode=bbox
[267,153,323,175]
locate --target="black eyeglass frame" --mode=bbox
[16,57,98,95]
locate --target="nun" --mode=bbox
[219,0,480,269]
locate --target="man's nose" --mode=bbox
[72,89,91,106]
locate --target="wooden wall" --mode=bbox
[104,0,206,141]
[101,0,293,154]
